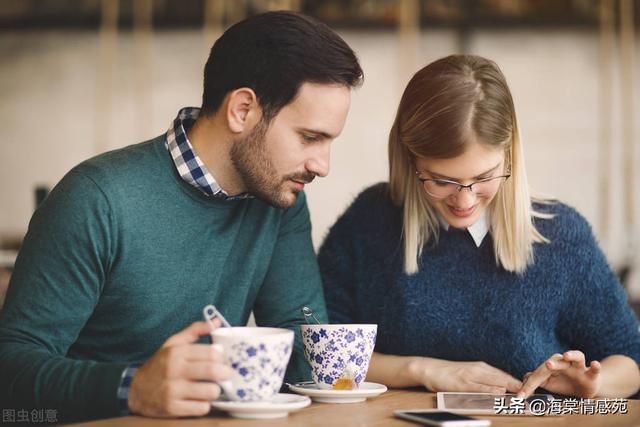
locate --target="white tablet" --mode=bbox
[436,392,557,416]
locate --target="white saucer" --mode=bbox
[287,381,387,403]
[210,393,311,419]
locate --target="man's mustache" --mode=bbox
[285,172,316,184]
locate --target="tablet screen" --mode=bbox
[437,392,555,415]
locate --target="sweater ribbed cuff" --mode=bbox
[84,362,131,420]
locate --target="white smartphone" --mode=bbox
[394,409,491,426]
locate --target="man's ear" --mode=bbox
[226,88,258,134]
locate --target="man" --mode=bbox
[0,11,362,422]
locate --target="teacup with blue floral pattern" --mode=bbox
[300,324,377,390]
[212,327,294,401]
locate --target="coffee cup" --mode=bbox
[212,327,294,401]
[300,324,377,390]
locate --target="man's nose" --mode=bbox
[305,143,331,178]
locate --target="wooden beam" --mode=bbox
[95,0,119,154]
[134,0,153,141]
[619,0,636,233]
[597,0,615,239]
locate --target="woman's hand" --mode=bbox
[517,351,601,399]
[409,358,522,394]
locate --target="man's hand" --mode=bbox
[128,321,233,417]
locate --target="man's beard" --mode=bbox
[230,119,315,208]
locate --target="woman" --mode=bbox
[318,54,640,398]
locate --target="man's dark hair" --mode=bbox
[201,11,363,121]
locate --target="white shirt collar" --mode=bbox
[438,211,489,248]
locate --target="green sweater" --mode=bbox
[0,136,328,422]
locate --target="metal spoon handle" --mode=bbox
[301,306,321,325]
[203,304,232,329]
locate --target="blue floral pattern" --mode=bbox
[300,325,377,390]
[223,339,293,401]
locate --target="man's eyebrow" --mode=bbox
[297,127,335,140]
[426,163,501,181]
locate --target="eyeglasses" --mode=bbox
[415,171,511,199]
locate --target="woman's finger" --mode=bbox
[474,367,522,392]
[469,383,507,395]
[586,360,601,378]
[562,350,586,370]
[545,358,571,371]
[541,353,570,372]
[517,360,555,398]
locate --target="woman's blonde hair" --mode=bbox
[389,54,550,274]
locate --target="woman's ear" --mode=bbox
[226,87,258,134]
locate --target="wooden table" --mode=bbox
[69,389,640,427]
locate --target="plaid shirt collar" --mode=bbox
[165,107,252,200]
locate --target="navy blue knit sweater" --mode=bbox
[318,183,640,380]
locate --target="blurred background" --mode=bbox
[0,0,638,312]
